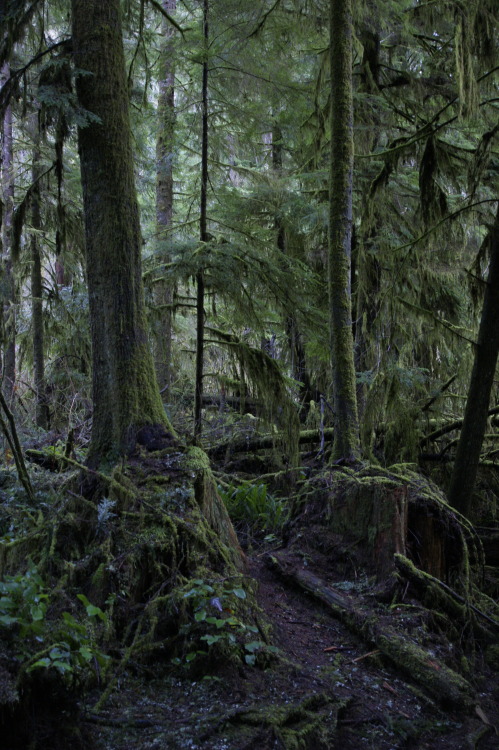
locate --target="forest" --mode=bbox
[0,0,498,748]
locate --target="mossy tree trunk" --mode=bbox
[448,205,499,519]
[153,0,176,395]
[328,0,360,460]
[194,0,209,443]
[71,0,174,465]
[30,131,49,430]
[272,121,315,414]
[1,62,16,405]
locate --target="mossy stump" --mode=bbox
[287,465,468,584]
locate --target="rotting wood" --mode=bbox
[268,553,475,710]
[208,428,334,459]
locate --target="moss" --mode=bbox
[228,693,345,749]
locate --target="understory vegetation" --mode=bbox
[0,0,498,748]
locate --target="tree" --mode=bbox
[153,0,176,395]
[71,0,174,467]
[448,205,499,518]
[328,0,360,460]
[0,62,16,403]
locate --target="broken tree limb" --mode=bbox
[208,429,334,459]
[268,553,475,710]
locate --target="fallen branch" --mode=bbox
[268,553,475,710]
[420,405,499,446]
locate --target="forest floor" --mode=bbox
[85,548,499,750]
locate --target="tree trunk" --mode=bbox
[153,0,176,395]
[71,0,174,465]
[30,133,49,429]
[447,205,499,518]
[194,0,209,443]
[1,62,16,405]
[328,0,360,460]
[272,121,315,415]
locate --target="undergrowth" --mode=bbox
[218,481,289,545]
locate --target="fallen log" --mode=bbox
[208,428,334,459]
[268,553,475,710]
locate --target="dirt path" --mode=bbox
[87,552,498,749]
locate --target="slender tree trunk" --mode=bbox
[1,62,16,405]
[154,0,176,394]
[30,132,49,429]
[328,0,360,460]
[71,0,174,465]
[194,0,209,442]
[448,206,499,518]
[272,121,314,414]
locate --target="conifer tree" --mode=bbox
[328,0,360,460]
[71,0,174,467]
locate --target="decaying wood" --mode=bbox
[208,428,334,459]
[268,553,475,710]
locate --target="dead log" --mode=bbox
[268,553,475,710]
[208,429,334,459]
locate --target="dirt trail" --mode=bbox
[87,552,499,750]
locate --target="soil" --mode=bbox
[85,550,499,750]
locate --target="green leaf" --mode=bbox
[77,593,91,608]
[79,645,93,662]
[194,609,207,622]
[28,658,51,670]
[200,634,222,645]
[244,653,256,666]
[86,604,106,621]
[244,640,264,653]
[231,588,246,599]
[30,605,45,622]
[0,614,18,626]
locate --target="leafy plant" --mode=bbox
[173,579,277,669]
[0,564,110,680]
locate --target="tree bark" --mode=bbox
[153,0,176,395]
[328,0,360,460]
[31,135,49,429]
[71,0,174,465]
[194,0,209,443]
[447,205,499,518]
[1,62,16,405]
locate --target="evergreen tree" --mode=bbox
[71,0,174,467]
[328,0,360,460]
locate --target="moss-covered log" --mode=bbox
[208,428,335,460]
[269,554,475,710]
